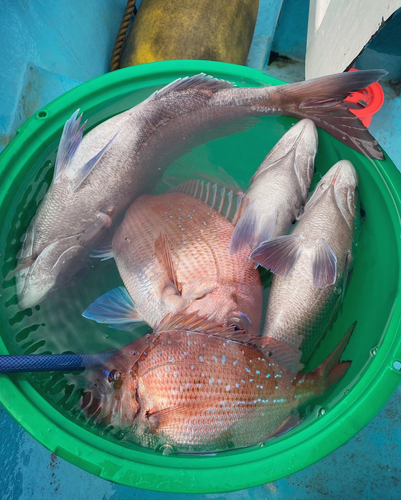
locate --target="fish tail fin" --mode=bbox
[268,70,386,159]
[314,321,356,391]
[295,322,355,401]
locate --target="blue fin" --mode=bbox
[230,201,277,254]
[250,234,303,276]
[313,239,337,288]
[54,109,86,180]
[67,131,119,190]
[149,73,234,101]
[82,287,145,330]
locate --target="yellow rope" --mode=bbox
[110,0,137,71]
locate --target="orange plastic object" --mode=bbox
[345,68,385,127]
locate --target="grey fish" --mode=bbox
[230,119,318,254]
[12,71,384,309]
[251,160,358,363]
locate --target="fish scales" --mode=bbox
[258,161,357,362]
[82,323,353,453]
[111,192,262,333]
[15,70,385,308]
[230,119,318,255]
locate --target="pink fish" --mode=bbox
[84,192,262,335]
[81,313,355,454]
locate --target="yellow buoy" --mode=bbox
[120,0,260,67]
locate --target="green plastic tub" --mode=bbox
[0,61,401,493]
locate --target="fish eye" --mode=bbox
[228,312,252,333]
[108,369,121,383]
[229,324,242,332]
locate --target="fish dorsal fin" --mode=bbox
[66,131,119,190]
[54,109,86,180]
[172,162,244,197]
[54,109,119,190]
[154,311,243,335]
[171,180,243,223]
[149,74,234,101]
[154,231,179,292]
[341,250,353,303]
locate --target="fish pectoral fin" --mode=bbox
[230,200,278,255]
[154,231,180,293]
[146,400,222,433]
[250,234,303,277]
[312,239,337,288]
[91,237,114,261]
[250,336,304,372]
[78,212,113,245]
[82,286,146,331]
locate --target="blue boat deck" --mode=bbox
[1,1,400,498]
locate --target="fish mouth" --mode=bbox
[329,160,358,187]
[330,160,358,188]
[15,236,87,309]
[15,260,54,310]
[330,165,342,186]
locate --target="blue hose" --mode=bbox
[0,351,116,373]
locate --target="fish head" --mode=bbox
[304,160,358,224]
[81,340,145,429]
[253,119,318,197]
[280,119,318,193]
[185,286,262,336]
[15,235,87,309]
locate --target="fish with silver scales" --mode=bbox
[9,70,385,309]
[251,160,358,364]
